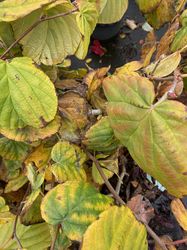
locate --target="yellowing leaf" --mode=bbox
[0,197,14,224]
[0,0,56,22]
[99,0,128,24]
[41,181,113,240]
[171,198,187,231]
[103,75,187,197]
[1,116,61,142]
[145,0,176,29]
[136,0,161,13]
[171,27,187,52]
[92,153,119,185]
[76,1,99,59]
[145,52,181,77]
[5,174,28,193]
[115,61,142,76]
[0,57,57,130]
[0,220,51,249]
[82,206,148,250]
[51,141,87,182]
[13,4,81,65]
[83,117,119,152]
[0,137,29,161]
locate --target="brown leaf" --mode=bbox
[58,92,89,129]
[127,194,155,224]
[141,31,157,67]
[156,18,180,60]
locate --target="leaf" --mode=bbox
[171,27,187,52]
[20,194,43,226]
[0,22,15,48]
[0,196,14,224]
[0,57,57,131]
[145,51,181,77]
[0,137,29,161]
[99,0,128,24]
[1,116,61,142]
[58,92,88,129]
[82,206,148,250]
[51,141,87,182]
[145,0,176,29]
[92,153,119,185]
[171,198,187,231]
[136,0,161,14]
[115,61,142,76]
[76,1,99,59]
[155,235,176,250]
[41,181,113,240]
[12,4,81,65]
[0,220,51,249]
[0,0,57,22]
[50,226,71,250]
[103,75,187,197]
[83,117,119,152]
[156,19,180,60]
[5,174,28,193]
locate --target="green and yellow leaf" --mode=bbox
[136,0,161,14]
[103,75,187,197]
[12,4,81,65]
[0,57,57,130]
[41,181,113,240]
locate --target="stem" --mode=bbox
[50,225,60,250]
[84,149,125,205]
[0,7,78,60]
[148,74,187,82]
[166,238,187,246]
[84,148,168,250]
[115,166,126,195]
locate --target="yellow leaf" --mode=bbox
[82,206,148,250]
[171,199,187,231]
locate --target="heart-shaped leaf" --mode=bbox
[41,181,113,240]
[103,75,187,197]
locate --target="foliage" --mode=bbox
[0,0,187,249]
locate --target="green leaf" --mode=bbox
[1,116,61,142]
[51,141,87,182]
[136,0,161,13]
[0,137,29,161]
[0,57,57,130]
[99,0,128,24]
[76,1,99,59]
[0,22,15,48]
[0,220,51,249]
[171,27,187,52]
[0,0,56,22]
[83,117,119,152]
[5,174,28,193]
[0,197,14,224]
[12,4,81,65]
[103,75,187,197]
[41,181,113,240]
[145,51,181,77]
[82,206,148,250]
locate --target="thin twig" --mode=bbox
[115,166,126,195]
[84,149,125,205]
[11,184,30,249]
[148,74,187,82]
[0,7,78,60]
[165,238,187,246]
[50,225,60,250]
[145,224,168,250]
[84,148,168,250]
